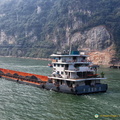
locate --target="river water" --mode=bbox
[0,57,120,120]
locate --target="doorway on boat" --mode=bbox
[65,64,69,70]
[85,80,91,85]
[77,72,88,78]
[73,56,77,62]
[66,81,74,87]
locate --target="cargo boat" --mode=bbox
[0,51,108,95]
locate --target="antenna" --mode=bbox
[69,34,72,55]
[69,43,72,55]
[68,28,72,55]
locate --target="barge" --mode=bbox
[0,51,108,95]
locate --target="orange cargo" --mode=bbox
[0,68,48,82]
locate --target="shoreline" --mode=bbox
[0,56,117,66]
[0,56,52,61]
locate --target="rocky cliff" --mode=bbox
[66,25,115,65]
[0,0,119,65]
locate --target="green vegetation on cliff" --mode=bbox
[0,0,119,58]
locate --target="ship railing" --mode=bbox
[65,60,91,63]
[52,59,91,63]
[49,74,63,78]
[67,68,79,71]
[66,68,94,72]
[86,74,99,78]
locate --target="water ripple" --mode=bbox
[0,57,120,120]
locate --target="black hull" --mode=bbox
[1,76,108,95]
[44,83,108,95]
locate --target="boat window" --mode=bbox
[73,56,77,60]
[74,64,81,67]
[57,71,59,74]
[57,64,60,67]
[59,57,61,60]
[65,64,68,70]
[85,64,88,66]
[83,57,86,60]
[66,81,72,87]
[61,72,63,74]
[77,72,88,78]
[61,64,64,67]
[85,80,91,85]
[77,72,83,78]
[54,64,56,67]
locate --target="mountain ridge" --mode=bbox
[0,0,119,64]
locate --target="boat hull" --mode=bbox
[1,75,108,95]
[0,68,108,95]
[75,84,108,95]
[44,82,108,95]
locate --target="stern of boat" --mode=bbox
[75,84,108,95]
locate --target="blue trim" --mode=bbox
[70,51,79,55]
[75,84,108,94]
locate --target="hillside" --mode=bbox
[0,0,120,64]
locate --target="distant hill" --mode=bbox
[0,0,119,63]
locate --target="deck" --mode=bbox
[110,65,120,69]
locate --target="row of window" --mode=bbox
[54,64,89,67]
[56,71,64,74]
[54,64,64,67]
[83,87,101,92]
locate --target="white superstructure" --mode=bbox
[47,51,107,94]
